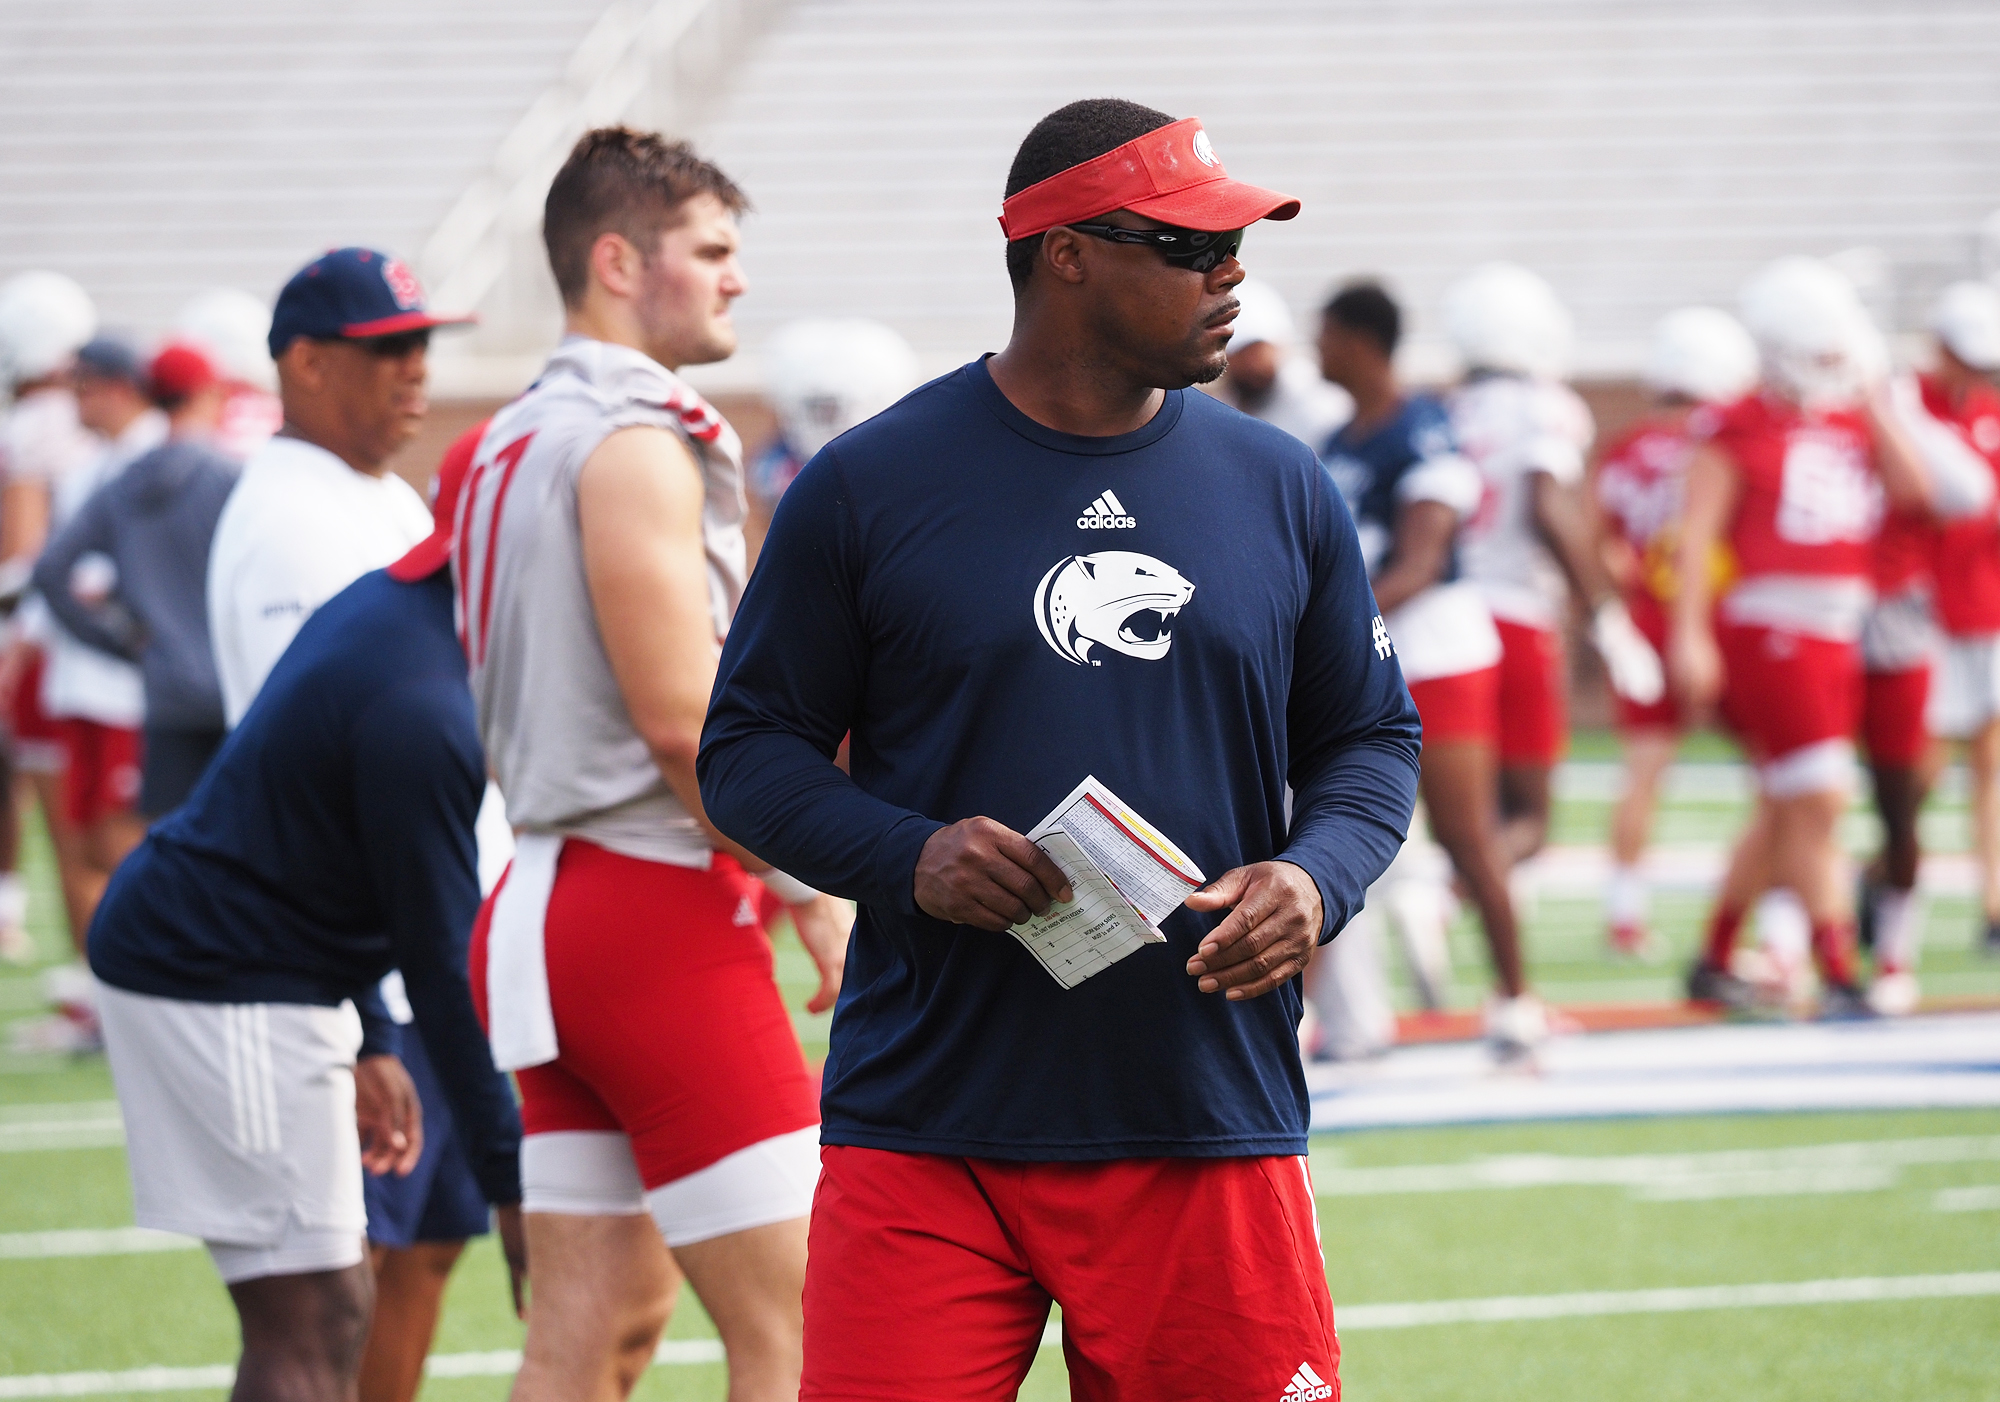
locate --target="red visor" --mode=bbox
[998,117,1300,241]
[388,418,487,582]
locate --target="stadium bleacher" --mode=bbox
[695,0,2000,386]
[5,0,1998,397]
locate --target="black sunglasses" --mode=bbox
[340,329,432,359]
[1066,222,1244,273]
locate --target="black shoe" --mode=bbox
[1818,982,1879,1021]
[1983,920,2000,958]
[1686,960,1761,1011]
[1856,871,1881,952]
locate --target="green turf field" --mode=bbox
[4,735,1998,1400]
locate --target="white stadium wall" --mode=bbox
[3,0,1997,400]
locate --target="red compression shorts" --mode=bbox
[1494,618,1568,766]
[802,1146,1339,1402]
[55,719,141,825]
[1718,623,1863,765]
[1613,592,1682,734]
[1405,664,1501,746]
[469,841,818,1189]
[1862,664,1932,768]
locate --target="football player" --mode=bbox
[1446,262,1663,867]
[1591,308,1757,956]
[1675,258,1932,1015]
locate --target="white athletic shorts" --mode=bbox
[1930,635,2000,740]
[521,1124,820,1248]
[97,982,367,1284]
[1860,584,1939,674]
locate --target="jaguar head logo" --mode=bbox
[1034,550,1195,666]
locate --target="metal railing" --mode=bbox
[418,0,789,338]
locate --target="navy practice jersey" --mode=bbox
[88,569,521,1204]
[1318,392,1468,582]
[700,358,1420,1161]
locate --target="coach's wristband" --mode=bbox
[758,870,821,906]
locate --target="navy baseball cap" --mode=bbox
[74,334,147,384]
[267,247,475,358]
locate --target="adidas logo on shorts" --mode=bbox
[1077,490,1136,529]
[1280,1361,1334,1401]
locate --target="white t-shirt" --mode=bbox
[0,387,97,487]
[36,411,167,727]
[206,436,432,726]
[1450,373,1596,630]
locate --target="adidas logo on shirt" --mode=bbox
[1076,490,1136,529]
[732,895,759,928]
[1280,1362,1334,1401]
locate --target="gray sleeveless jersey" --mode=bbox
[456,337,747,866]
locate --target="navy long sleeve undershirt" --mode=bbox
[701,359,1420,1160]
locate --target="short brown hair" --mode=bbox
[542,126,749,308]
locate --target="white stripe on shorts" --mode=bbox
[224,1006,281,1154]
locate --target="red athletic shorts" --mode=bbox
[802,1146,1339,1402]
[1614,592,1681,734]
[1718,623,1863,764]
[468,841,817,1190]
[1405,664,1501,746]
[54,719,140,825]
[7,648,64,772]
[1494,618,1568,766]
[1861,664,1932,768]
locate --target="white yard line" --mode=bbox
[1337,1271,2000,1330]
[0,1104,124,1153]
[0,1228,196,1259]
[0,1273,1993,1395]
[0,1116,122,1151]
[1309,1135,2000,1202]
[1934,1185,2000,1212]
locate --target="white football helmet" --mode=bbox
[1644,307,1759,404]
[0,271,96,392]
[1738,257,1882,413]
[174,288,277,392]
[1443,262,1574,379]
[1227,277,1295,352]
[764,319,920,461]
[1933,280,2000,373]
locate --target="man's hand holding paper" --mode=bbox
[914,816,1074,930]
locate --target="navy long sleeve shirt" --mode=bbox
[32,437,237,731]
[89,569,522,1204]
[699,359,1420,1161]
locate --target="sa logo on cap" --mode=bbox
[1191,129,1218,167]
[383,258,425,311]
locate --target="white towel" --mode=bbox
[486,832,563,1072]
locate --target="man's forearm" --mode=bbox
[699,726,944,915]
[403,965,525,1206]
[1532,476,1614,609]
[1282,733,1421,942]
[653,743,772,870]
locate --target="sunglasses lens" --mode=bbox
[361,331,430,358]
[1175,230,1243,272]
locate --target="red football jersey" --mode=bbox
[1873,509,1933,594]
[1925,374,2000,636]
[1701,392,1882,584]
[1597,418,1689,555]
[1596,417,1692,605]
